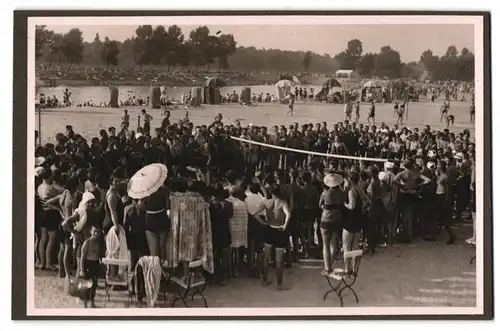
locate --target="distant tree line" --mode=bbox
[333,38,474,81]
[35,26,474,81]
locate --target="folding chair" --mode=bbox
[323,250,363,307]
[102,258,133,307]
[170,260,208,308]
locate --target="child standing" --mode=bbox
[79,225,102,308]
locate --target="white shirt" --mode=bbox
[245,192,271,216]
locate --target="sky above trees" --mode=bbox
[45,24,474,63]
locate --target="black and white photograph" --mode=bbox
[12,12,492,319]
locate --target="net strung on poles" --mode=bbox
[229,136,389,163]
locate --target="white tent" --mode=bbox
[275,79,296,101]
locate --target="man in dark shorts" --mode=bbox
[466,164,476,245]
[446,114,455,128]
[245,183,268,278]
[440,101,449,122]
[396,105,405,125]
[286,94,295,116]
[252,184,292,290]
[469,102,475,123]
[367,100,376,124]
[288,170,305,259]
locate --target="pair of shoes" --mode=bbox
[465,238,476,245]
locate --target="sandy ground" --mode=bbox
[35,99,475,145]
[34,225,476,309]
[33,98,477,309]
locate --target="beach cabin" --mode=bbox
[335,69,359,81]
[335,69,361,90]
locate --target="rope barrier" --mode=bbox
[229,136,389,163]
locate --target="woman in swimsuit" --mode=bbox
[140,183,170,261]
[62,192,100,277]
[342,171,367,273]
[319,173,344,275]
[45,175,81,278]
[37,169,64,271]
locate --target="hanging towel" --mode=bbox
[135,256,162,307]
[105,225,129,275]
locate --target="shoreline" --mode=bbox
[38,78,274,88]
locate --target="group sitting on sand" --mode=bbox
[251,92,279,103]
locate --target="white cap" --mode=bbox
[35,166,45,177]
[35,156,46,167]
[79,192,96,209]
[378,171,387,181]
[384,162,395,169]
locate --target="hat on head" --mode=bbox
[35,156,46,167]
[323,173,344,188]
[79,192,96,208]
[135,132,143,139]
[35,166,45,177]
[384,161,395,170]
[427,150,437,158]
[378,171,387,181]
[427,161,436,170]
[454,152,465,160]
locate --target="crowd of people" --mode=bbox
[37,66,255,86]
[33,108,476,307]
